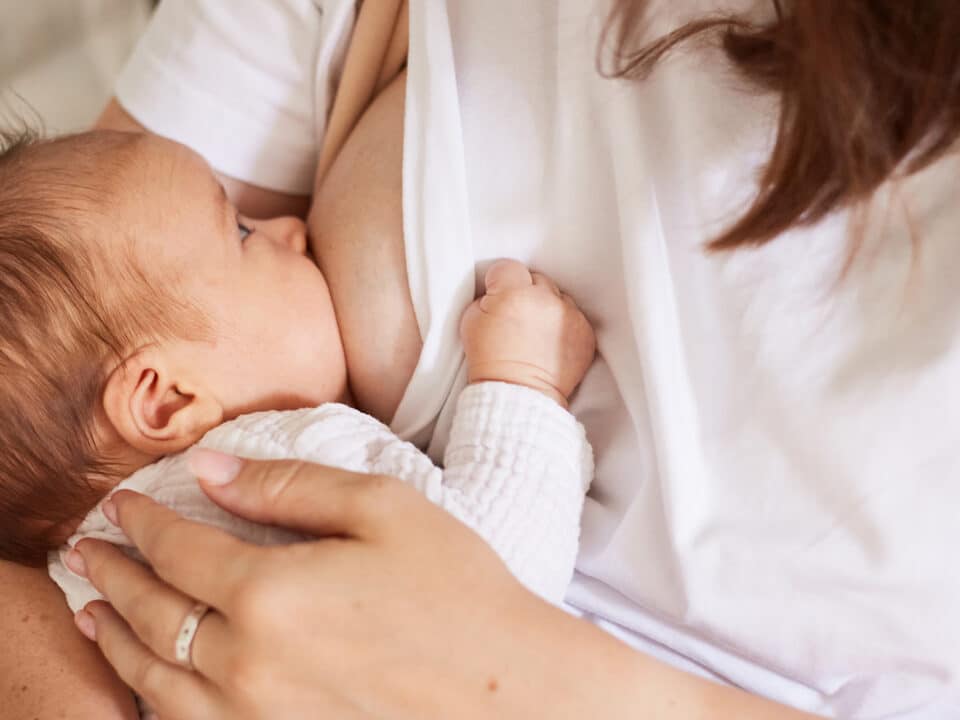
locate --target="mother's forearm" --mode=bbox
[0,561,137,720]
[520,599,822,719]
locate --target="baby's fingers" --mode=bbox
[484,259,533,294]
[531,272,561,296]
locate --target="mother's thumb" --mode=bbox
[188,448,384,538]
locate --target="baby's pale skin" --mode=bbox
[93,133,596,499]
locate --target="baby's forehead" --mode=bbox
[108,137,227,267]
[113,136,221,224]
[125,135,215,192]
[138,134,208,169]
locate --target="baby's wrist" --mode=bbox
[467,362,568,408]
[468,378,568,408]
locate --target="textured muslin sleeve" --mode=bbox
[372,382,594,603]
[438,383,593,603]
[114,0,355,194]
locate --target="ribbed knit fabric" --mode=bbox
[50,382,593,612]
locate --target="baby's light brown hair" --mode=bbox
[0,129,197,566]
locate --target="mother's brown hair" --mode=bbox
[604,0,960,250]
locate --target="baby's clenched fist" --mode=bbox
[460,259,596,407]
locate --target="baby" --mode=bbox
[0,129,597,609]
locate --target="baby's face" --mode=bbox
[113,136,347,419]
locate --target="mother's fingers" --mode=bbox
[104,490,257,608]
[195,453,408,539]
[82,601,225,720]
[73,539,232,678]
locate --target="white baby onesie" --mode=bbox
[50,382,593,609]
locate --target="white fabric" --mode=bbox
[115,0,355,194]
[50,382,593,610]
[113,1,960,717]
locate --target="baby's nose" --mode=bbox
[262,216,308,255]
[286,219,308,255]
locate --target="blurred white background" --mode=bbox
[0,0,153,132]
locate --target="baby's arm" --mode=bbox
[416,260,597,601]
[437,382,592,602]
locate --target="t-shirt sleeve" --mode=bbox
[114,0,355,194]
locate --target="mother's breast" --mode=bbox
[309,72,421,423]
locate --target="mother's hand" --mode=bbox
[67,451,573,719]
[66,452,821,720]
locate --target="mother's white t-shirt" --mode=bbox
[115,1,960,716]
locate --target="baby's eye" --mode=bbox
[237,220,253,242]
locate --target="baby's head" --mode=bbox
[0,130,347,566]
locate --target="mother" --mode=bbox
[4,1,960,717]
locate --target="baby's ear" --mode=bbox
[101,348,223,456]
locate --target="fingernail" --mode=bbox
[74,610,97,641]
[188,448,243,486]
[65,549,87,577]
[102,498,118,525]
